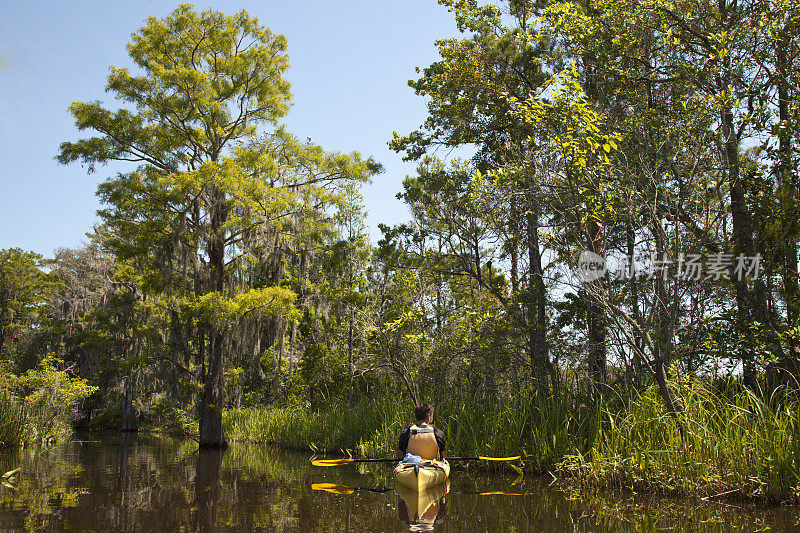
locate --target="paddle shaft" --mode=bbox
[350,457,477,461]
[315,455,518,464]
[319,457,472,463]
[316,457,399,464]
[313,482,522,497]
[312,451,520,466]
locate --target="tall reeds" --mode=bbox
[558,382,800,502]
[434,388,603,468]
[224,398,406,455]
[0,388,24,447]
[223,381,800,502]
[223,387,604,468]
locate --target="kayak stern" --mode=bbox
[393,460,450,491]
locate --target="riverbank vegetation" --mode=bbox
[2,0,800,504]
[221,382,800,502]
[0,357,96,446]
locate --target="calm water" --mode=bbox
[0,434,798,532]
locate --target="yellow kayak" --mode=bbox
[393,460,450,491]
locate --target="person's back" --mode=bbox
[398,403,446,461]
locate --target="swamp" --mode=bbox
[1,435,799,532]
[3,0,800,529]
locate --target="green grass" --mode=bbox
[223,387,604,467]
[0,388,25,447]
[224,398,406,456]
[557,382,800,502]
[223,381,800,503]
[434,388,603,468]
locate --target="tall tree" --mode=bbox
[59,5,375,447]
[759,0,800,386]
[0,248,54,361]
[389,0,556,390]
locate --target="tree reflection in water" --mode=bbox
[1,436,799,532]
[193,448,225,533]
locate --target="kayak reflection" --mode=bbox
[396,479,450,531]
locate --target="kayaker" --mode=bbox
[397,403,446,461]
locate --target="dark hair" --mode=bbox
[414,403,434,421]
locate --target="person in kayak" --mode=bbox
[397,403,446,462]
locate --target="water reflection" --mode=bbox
[0,435,798,531]
[194,448,224,533]
[397,480,449,531]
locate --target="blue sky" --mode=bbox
[0,1,458,257]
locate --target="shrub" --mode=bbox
[1,356,97,445]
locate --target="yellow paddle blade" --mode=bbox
[477,455,521,461]
[311,483,355,494]
[2,468,20,480]
[311,458,355,467]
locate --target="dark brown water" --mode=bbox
[0,434,798,532]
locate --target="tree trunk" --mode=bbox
[199,329,227,448]
[526,197,552,391]
[586,217,607,387]
[652,222,682,416]
[774,38,799,388]
[199,185,228,448]
[580,28,607,389]
[626,225,645,388]
[348,308,354,404]
[510,196,520,295]
[722,100,785,389]
[120,370,139,433]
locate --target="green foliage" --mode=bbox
[139,395,197,437]
[59,4,291,173]
[57,5,377,445]
[223,398,406,455]
[190,287,300,327]
[0,248,56,359]
[506,65,618,171]
[559,381,800,502]
[8,0,800,508]
[0,384,24,447]
[0,357,97,445]
[57,4,374,295]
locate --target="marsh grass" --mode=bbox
[0,388,25,447]
[434,388,604,469]
[224,381,800,502]
[558,382,800,503]
[224,398,406,456]
[224,387,605,469]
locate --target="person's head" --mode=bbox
[414,403,434,423]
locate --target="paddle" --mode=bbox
[311,455,520,467]
[312,482,523,496]
[311,483,393,494]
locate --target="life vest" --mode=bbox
[406,423,439,460]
